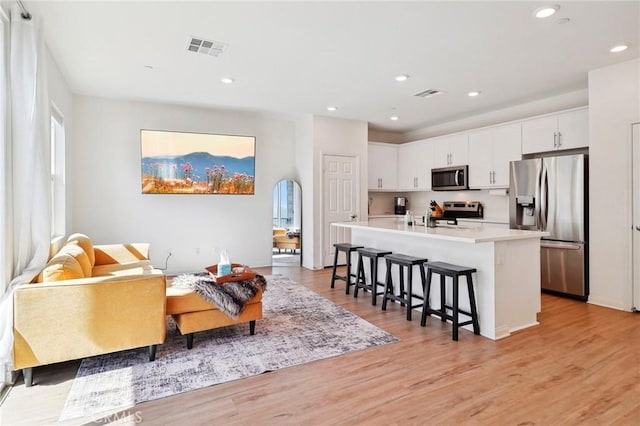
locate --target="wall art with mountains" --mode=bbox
[140,130,255,195]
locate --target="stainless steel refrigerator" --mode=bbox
[509,154,588,300]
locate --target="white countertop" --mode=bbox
[334,218,548,243]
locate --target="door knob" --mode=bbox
[350,213,358,220]
[636,225,640,231]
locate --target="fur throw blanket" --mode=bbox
[172,273,267,318]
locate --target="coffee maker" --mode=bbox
[394,197,407,215]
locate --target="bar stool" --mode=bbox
[382,253,428,321]
[420,261,480,341]
[353,247,392,306]
[330,243,364,294]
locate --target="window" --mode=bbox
[50,108,65,237]
[273,180,299,229]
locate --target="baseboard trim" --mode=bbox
[587,296,629,311]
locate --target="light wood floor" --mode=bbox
[2,266,639,425]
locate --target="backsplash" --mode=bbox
[407,190,509,221]
[368,192,410,215]
[368,189,509,221]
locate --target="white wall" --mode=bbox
[312,116,368,268]
[294,115,314,269]
[71,96,297,274]
[588,59,640,310]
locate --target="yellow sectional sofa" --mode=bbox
[13,233,166,387]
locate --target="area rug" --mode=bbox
[60,274,398,421]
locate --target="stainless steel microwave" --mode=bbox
[431,165,469,191]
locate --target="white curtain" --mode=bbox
[0,7,50,377]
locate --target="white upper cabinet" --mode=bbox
[468,123,522,188]
[522,108,588,154]
[492,123,522,187]
[398,140,433,191]
[433,134,468,168]
[468,129,494,188]
[368,143,398,190]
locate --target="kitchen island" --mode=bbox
[333,219,548,340]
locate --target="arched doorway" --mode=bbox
[272,179,302,267]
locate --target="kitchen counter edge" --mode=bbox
[334,220,548,243]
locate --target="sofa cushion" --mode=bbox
[38,252,85,283]
[67,233,95,267]
[91,260,156,277]
[61,243,92,277]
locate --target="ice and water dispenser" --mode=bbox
[514,195,536,227]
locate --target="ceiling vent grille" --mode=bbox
[187,36,227,57]
[414,89,444,98]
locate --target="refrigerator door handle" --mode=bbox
[534,160,542,230]
[540,162,548,232]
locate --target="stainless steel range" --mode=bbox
[442,201,484,220]
[429,201,484,225]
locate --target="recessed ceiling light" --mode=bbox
[534,5,559,19]
[390,115,399,121]
[143,65,154,70]
[610,45,628,53]
[327,106,337,112]
[394,74,409,82]
[220,77,235,84]
[557,18,571,25]
[468,91,481,97]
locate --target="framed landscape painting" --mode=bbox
[140,129,256,195]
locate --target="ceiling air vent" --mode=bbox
[187,36,227,57]
[414,89,444,98]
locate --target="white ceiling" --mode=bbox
[24,1,640,133]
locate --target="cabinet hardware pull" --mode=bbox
[558,131,562,147]
[489,171,492,184]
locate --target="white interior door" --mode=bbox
[632,123,640,311]
[323,155,359,266]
